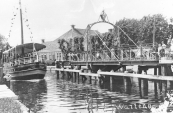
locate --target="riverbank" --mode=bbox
[0,85,28,113]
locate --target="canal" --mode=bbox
[6,71,173,113]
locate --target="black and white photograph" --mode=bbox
[0,0,173,113]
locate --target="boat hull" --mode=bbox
[8,69,46,80]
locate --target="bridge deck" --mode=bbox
[71,60,159,66]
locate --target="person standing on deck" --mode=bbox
[167,36,172,47]
[158,44,162,57]
[160,41,166,57]
[170,38,173,52]
[161,41,166,49]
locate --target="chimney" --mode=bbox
[108,29,112,33]
[41,39,45,43]
[71,25,75,29]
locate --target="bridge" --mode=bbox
[59,11,172,68]
[69,44,159,66]
[57,11,173,77]
[53,11,173,103]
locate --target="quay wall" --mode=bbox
[0,85,29,113]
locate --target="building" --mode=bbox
[38,25,99,62]
[38,40,62,62]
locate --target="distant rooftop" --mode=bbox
[39,25,99,53]
[38,41,60,53]
[54,25,99,42]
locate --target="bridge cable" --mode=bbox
[117,26,139,47]
[93,31,119,60]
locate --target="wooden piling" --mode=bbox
[138,78,142,98]
[159,81,162,99]
[56,71,59,79]
[138,66,142,98]
[74,72,77,82]
[89,76,92,84]
[158,66,161,76]
[162,81,167,97]
[154,67,158,99]
[154,67,157,76]
[0,67,3,84]
[161,65,166,76]
[143,70,148,98]
[61,71,65,79]
[110,76,113,91]
[142,79,148,98]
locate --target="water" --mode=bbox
[6,71,173,113]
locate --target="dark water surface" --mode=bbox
[6,71,173,113]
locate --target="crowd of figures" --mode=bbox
[158,36,173,58]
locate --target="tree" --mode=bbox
[58,39,72,60]
[0,34,9,51]
[73,37,84,52]
[115,14,169,46]
[139,14,169,45]
[115,18,140,46]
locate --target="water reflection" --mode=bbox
[10,79,47,112]
[6,71,173,113]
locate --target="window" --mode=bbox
[45,54,47,60]
[57,53,62,61]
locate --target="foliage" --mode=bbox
[115,18,140,45]
[139,14,169,44]
[73,37,84,52]
[58,36,84,60]
[58,39,72,60]
[115,14,170,46]
[58,14,173,56]
[0,34,10,51]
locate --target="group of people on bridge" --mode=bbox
[158,36,173,58]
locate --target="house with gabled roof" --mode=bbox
[38,25,99,62]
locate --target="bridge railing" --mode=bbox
[69,44,159,62]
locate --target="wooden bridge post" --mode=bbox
[122,66,132,93]
[88,70,92,84]
[55,61,61,79]
[157,66,162,99]
[160,65,167,98]
[67,71,71,80]
[77,66,81,83]
[162,81,167,97]
[158,81,163,99]
[110,70,114,91]
[110,76,113,91]
[161,65,166,76]
[81,69,87,82]
[154,67,158,99]
[87,64,92,84]
[74,71,77,82]
[158,66,161,75]
[56,71,59,79]
[105,75,111,90]
[154,67,157,76]
[142,69,148,98]
[138,66,142,98]
[77,71,80,83]
[61,71,65,79]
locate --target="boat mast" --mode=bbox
[153,16,156,47]
[19,0,24,44]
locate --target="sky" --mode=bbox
[0,0,173,46]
